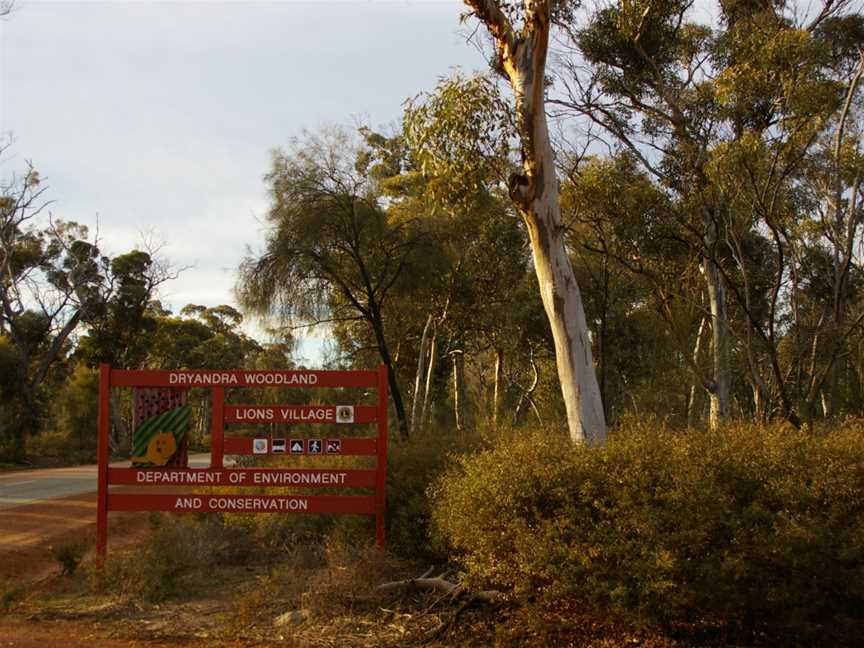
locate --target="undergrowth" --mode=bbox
[431,418,864,646]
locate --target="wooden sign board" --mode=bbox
[96,364,388,559]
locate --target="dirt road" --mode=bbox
[0,455,211,581]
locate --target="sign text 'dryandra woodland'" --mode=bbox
[168,372,319,386]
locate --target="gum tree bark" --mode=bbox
[703,242,730,430]
[410,314,433,433]
[492,347,504,425]
[465,0,606,444]
[421,328,439,428]
[451,349,467,430]
[686,316,706,427]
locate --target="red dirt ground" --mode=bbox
[0,490,149,582]
[0,618,295,647]
[0,619,181,647]
[0,492,184,647]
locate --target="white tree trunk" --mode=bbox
[466,0,606,443]
[687,316,706,428]
[526,214,606,444]
[452,350,466,431]
[493,347,504,425]
[421,330,438,428]
[514,350,540,426]
[410,314,433,434]
[509,34,605,443]
[704,254,730,431]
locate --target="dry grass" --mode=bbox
[8,538,699,648]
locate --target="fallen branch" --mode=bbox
[376,568,503,604]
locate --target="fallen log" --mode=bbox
[376,568,503,604]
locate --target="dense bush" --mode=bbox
[386,427,488,559]
[430,420,864,645]
[21,365,101,465]
[88,514,249,601]
[51,364,100,453]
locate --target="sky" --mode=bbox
[0,0,488,358]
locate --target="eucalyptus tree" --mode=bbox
[559,153,700,422]
[555,0,739,428]
[237,127,430,439]
[688,3,864,422]
[0,163,173,458]
[0,165,103,458]
[553,0,863,426]
[789,38,864,417]
[146,304,264,379]
[407,0,606,445]
[73,249,182,370]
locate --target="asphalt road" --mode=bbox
[0,454,213,510]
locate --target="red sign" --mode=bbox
[96,364,389,560]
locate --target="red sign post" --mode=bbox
[96,365,389,559]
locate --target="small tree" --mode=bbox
[238,127,429,439]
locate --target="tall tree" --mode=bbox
[561,0,737,428]
[441,1,607,444]
[552,0,864,427]
[74,249,180,369]
[560,153,697,423]
[361,122,541,431]
[1,165,105,458]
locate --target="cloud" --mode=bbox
[0,0,487,351]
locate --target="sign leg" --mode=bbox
[96,364,111,560]
[211,387,225,469]
[375,364,388,550]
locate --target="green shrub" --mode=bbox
[430,421,864,645]
[88,515,248,601]
[51,540,86,576]
[386,426,488,559]
[48,364,100,459]
[0,582,25,613]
